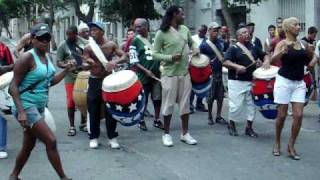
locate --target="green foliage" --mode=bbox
[100,0,162,27]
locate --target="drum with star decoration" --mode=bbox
[303,68,313,106]
[102,70,145,126]
[252,66,279,119]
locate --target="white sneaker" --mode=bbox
[180,133,197,145]
[162,134,174,147]
[109,138,120,149]
[0,151,8,159]
[89,139,99,149]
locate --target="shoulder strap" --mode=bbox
[206,40,224,62]
[236,42,256,64]
[136,35,152,49]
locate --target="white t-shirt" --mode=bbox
[315,40,320,58]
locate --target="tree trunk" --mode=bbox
[48,0,57,50]
[73,0,95,23]
[220,0,236,39]
[3,20,12,39]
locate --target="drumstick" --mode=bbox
[246,61,257,69]
[150,76,161,83]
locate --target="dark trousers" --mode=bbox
[87,77,118,139]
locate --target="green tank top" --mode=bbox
[14,49,56,110]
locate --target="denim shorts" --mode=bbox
[13,106,45,128]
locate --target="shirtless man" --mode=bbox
[83,22,127,149]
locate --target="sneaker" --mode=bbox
[180,133,197,145]
[227,125,239,136]
[138,121,148,131]
[89,139,99,149]
[153,119,164,129]
[109,138,120,149]
[208,117,214,125]
[216,117,228,125]
[0,151,8,159]
[162,134,174,147]
[245,127,258,138]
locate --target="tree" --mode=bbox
[72,0,95,23]
[0,0,25,38]
[100,0,162,27]
[221,0,265,37]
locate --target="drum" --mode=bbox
[102,70,145,126]
[189,54,212,84]
[73,71,90,116]
[0,71,13,90]
[252,66,279,119]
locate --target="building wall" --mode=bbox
[249,0,279,44]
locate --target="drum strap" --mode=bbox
[137,35,152,49]
[236,42,256,64]
[206,40,224,62]
[169,26,189,55]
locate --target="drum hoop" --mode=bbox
[102,70,138,92]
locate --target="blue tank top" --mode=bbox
[14,49,55,110]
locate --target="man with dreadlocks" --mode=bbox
[153,5,199,147]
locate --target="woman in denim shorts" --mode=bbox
[8,23,74,180]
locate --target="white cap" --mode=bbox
[208,22,220,29]
[78,23,89,32]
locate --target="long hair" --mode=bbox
[160,5,182,32]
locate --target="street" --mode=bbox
[0,78,320,180]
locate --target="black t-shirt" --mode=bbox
[252,37,263,50]
[301,37,315,45]
[278,45,311,81]
[224,43,266,81]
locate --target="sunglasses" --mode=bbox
[36,33,51,43]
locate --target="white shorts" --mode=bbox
[273,74,306,104]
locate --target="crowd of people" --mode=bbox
[0,5,319,179]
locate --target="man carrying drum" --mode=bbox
[199,22,227,125]
[0,41,14,159]
[82,22,126,149]
[223,27,268,137]
[153,6,199,147]
[129,18,164,131]
[56,26,88,136]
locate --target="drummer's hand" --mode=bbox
[105,61,116,72]
[236,65,246,74]
[172,54,182,62]
[18,111,28,129]
[66,61,77,72]
[262,60,271,69]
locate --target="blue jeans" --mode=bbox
[0,114,7,151]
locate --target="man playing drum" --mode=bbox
[223,27,268,137]
[153,6,199,146]
[199,22,227,125]
[129,18,164,131]
[82,22,127,149]
[56,26,88,136]
[190,24,208,113]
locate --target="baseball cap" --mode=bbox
[78,23,89,32]
[208,22,220,29]
[88,22,105,32]
[246,22,255,26]
[31,23,50,37]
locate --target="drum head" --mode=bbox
[102,70,138,92]
[190,54,209,68]
[0,72,13,90]
[253,66,279,79]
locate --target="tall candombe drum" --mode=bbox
[102,70,145,126]
[252,66,279,119]
[189,54,212,98]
